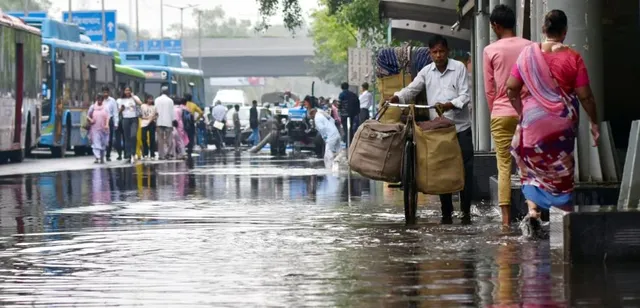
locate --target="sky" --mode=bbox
[48,0,320,36]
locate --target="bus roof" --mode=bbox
[115,64,146,79]
[124,64,204,77]
[43,37,115,56]
[0,10,41,35]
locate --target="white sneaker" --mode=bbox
[130,157,135,164]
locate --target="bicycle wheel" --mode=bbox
[402,139,418,225]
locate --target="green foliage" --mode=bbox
[256,0,303,33]
[0,0,51,11]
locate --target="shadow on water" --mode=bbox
[0,151,639,306]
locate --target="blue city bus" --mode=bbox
[24,18,115,157]
[120,52,205,106]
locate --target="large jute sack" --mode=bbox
[348,119,406,183]
[376,73,412,124]
[414,114,465,195]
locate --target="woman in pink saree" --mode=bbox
[506,10,599,219]
[172,97,189,159]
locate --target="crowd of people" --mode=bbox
[86,86,204,164]
[388,7,599,228]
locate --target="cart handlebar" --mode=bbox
[383,101,437,109]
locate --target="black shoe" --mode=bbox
[441,216,453,225]
[460,214,472,225]
[116,156,122,161]
[93,159,99,164]
[106,157,112,162]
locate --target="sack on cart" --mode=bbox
[348,106,405,183]
[413,107,464,195]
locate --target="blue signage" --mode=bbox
[107,40,180,53]
[62,10,117,42]
[7,11,48,18]
[162,39,182,53]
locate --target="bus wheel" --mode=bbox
[25,117,33,157]
[51,119,70,158]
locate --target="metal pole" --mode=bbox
[536,0,545,41]
[387,22,392,45]
[470,22,478,150]
[134,0,140,51]
[197,10,202,70]
[24,0,29,16]
[101,0,106,46]
[129,0,133,28]
[68,0,72,22]
[475,0,492,152]
[135,0,140,51]
[547,0,604,182]
[180,8,184,40]
[160,0,164,49]
[529,0,538,41]
[489,0,499,42]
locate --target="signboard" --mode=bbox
[7,11,48,18]
[107,41,146,52]
[62,10,117,42]
[348,48,373,86]
[146,39,163,51]
[162,40,182,53]
[143,71,168,80]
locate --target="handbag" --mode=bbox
[348,104,406,183]
[412,105,465,195]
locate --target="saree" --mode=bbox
[510,44,579,209]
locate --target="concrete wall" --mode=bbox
[182,56,313,78]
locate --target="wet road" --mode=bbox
[0,152,639,307]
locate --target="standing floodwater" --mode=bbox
[0,153,638,307]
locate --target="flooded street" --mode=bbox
[0,152,638,307]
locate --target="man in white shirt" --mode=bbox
[154,87,175,160]
[358,82,373,124]
[211,100,228,150]
[101,86,118,161]
[390,35,474,225]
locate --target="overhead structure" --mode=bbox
[379,0,471,44]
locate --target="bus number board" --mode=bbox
[144,71,168,80]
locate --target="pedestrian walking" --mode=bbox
[358,82,373,124]
[141,95,157,159]
[390,35,473,225]
[506,10,599,222]
[117,86,142,164]
[183,93,203,154]
[100,86,118,161]
[87,94,110,164]
[248,100,260,146]
[483,4,532,227]
[211,100,227,151]
[309,107,342,171]
[154,87,175,160]
[173,97,189,159]
[233,104,241,151]
[338,82,360,144]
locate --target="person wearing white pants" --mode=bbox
[310,108,342,170]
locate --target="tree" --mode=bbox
[168,6,254,38]
[306,0,387,85]
[0,0,51,11]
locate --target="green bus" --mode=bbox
[114,51,146,97]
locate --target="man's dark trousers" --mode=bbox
[439,128,474,219]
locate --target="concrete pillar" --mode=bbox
[547,0,604,182]
[618,120,640,210]
[475,0,492,151]
[500,0,516,9]
[470,21,478,149]
[529,0,538,41]
[536,0,546,41]
[489,0,499,42]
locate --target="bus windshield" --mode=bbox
[144,81,169,97]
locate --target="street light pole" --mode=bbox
[164,4,199,41]
[135,0,140,51]
[197,9,202,70]
[101,0,106,46]
[160,0,164,50]
[24,0,29,16]
[68,0,72,21]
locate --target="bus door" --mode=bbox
[13,43,24,144]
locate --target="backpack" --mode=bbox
[182,109,194,129]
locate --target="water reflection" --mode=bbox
[0,154,637,306]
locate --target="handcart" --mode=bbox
[384,102,439,225]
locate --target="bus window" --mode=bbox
[55,60,66,105]
[88,65,97,102]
